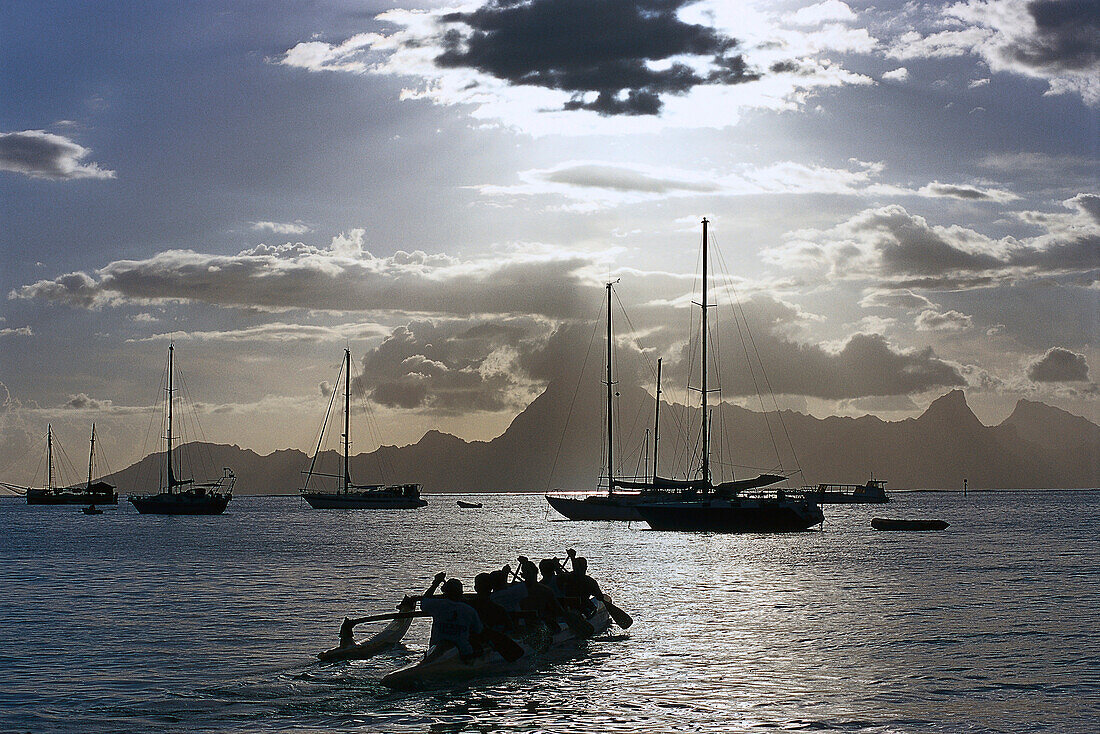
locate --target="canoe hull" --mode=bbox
[381,601,612,690]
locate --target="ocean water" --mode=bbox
[0,491,1097,733]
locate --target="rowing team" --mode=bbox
[341,550,620,661]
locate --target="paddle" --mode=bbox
[598,594,634,629]
[479,628,525,662]
[559,549,633,629]
[354,610,431,623]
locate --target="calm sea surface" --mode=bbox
[1,491,1097,733]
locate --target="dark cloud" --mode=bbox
[1008,0,1100,72]
[1027,346,1090,382]
[435,0,759,116]
[1066,193,1100,223]
[354,320,546,414]
[664,298,968,399]
[767,200,1100,289]
[0,130,115,180]
[918,182,1002,200]
[63,393,112,410]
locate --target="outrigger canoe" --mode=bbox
[381,600,611,690]
[318,613,416,662]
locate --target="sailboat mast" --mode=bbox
[652,358,662,483]
[87,423,96,490]
[605,281,615,493]
[47,424,54,492]
[166,344,174,494]
[700,218,711,487]
[343,348,351,493]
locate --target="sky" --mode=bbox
[1,0,1098,485]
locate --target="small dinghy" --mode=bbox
[871,517,949,531]
[456,500,483,509]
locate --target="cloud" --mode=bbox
[791,1,858,26]
[916,181,1018,202]
[881,66,909,81]
[10,230,603,319]
[354,319,547,414]
[250,220,311,235]
[859,289,937,310]
[432,0,760,116]
[915,308,973,331]
[131,321,392,343]
[969,77,990,87]
[0,130,115,180]
[762,198,1100,289]
[0,326,34,337]
[1027,346,1090,382]
[275,1,874,133]
[63,393,113,410]
[475,160,1025,209]
[886,0,1100,106]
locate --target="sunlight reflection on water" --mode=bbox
[1,491,1097,733]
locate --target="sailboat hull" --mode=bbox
[130,492,231,515]
[637,498,824,532]
[545,494,646,521]
[302,491,427,509]
[27,485,118,505]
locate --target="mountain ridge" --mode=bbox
[101,388,1100,494]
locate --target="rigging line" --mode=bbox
[730,285,803,478]
[305,360,343,489]
[544,299,603,493]
[349,355,390,485]
[138,350,169,492]
[711,240,787,475]
[53,435,80,488]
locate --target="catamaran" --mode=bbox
[129,344,234,515]
[300,348,427,509]
[546,219,811,528]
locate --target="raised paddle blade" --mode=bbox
[481,628,524,662]
[602,599,633,629]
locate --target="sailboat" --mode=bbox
[545,217,822,534]
[633,218,823,532]
[300,348,427,509]
[129,344,234,515]
[545,220,795,523]
[20,424,118,505]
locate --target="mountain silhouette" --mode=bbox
[102,386,1099,494]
